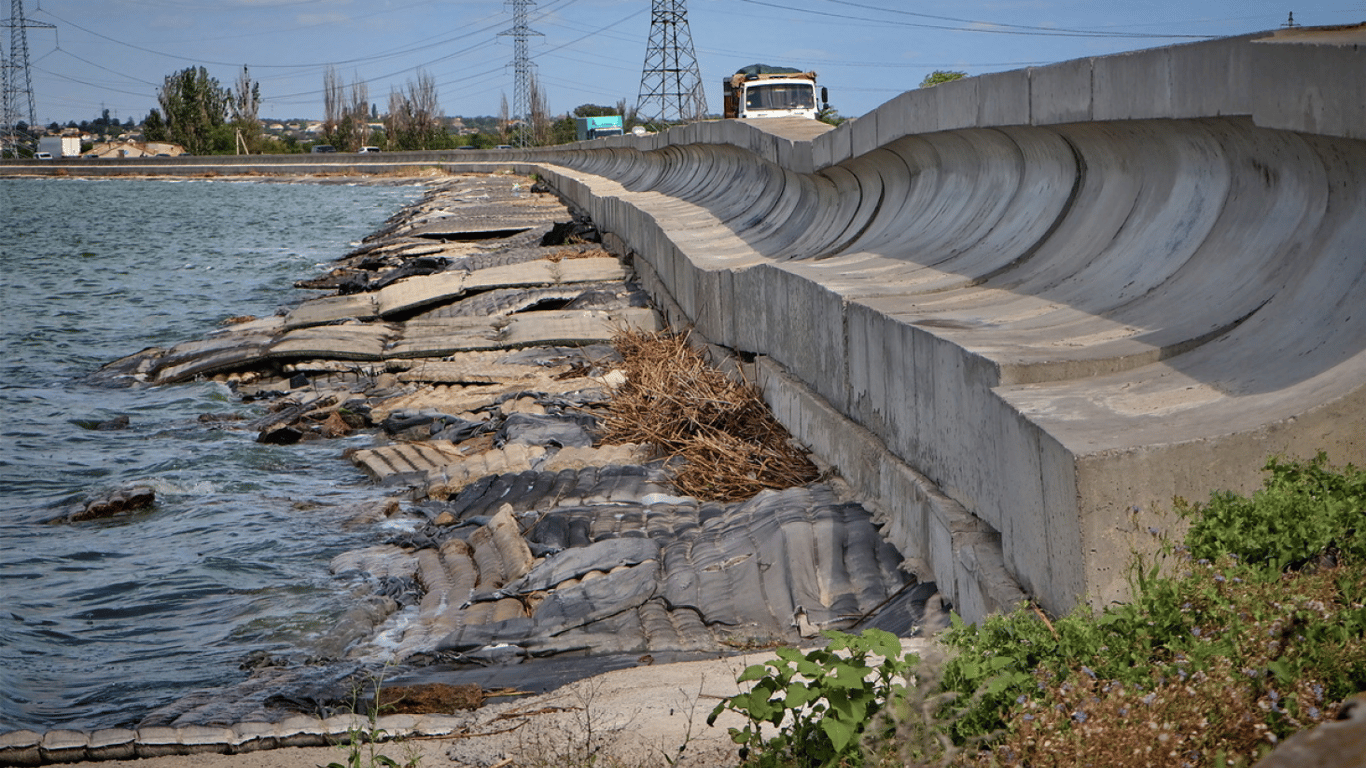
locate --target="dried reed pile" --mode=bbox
[600,329,818,501]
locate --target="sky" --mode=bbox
[10,0,1364,126]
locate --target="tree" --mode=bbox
[320,67,374,151]
[142,109,168,142]
[919,70,967,88]
[572,104,616,118]
[817,104,846,126]
[347,79,370,149]
[158,66,231,154]
[549,115,576,145]
[322,66,345,148]
[528,72,550,145]
[615,98,640,132]
[229,66,261,154]
[383,70,442,150]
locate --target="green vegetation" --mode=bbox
[708,629,915,767]
[326,665,419,768]
[1181,453,1366,569]
[816,104,847,126]
[229,66,262,154]
[919,70,967,88]
[713,453,1366,767]
[157,66,234,155]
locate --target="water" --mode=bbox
[0,177,426,733]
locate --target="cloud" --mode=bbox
[296,12,350,25]
[149,14,194,30]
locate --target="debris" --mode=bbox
[375,682,486,713]
[600,328,819,501]
[67,485,156,522]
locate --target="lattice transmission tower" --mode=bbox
[499,0,541,148]
[2,0,53,157]
[636,0,706,126]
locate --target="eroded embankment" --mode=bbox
[524,112,1366,619]
[1,174,935,767]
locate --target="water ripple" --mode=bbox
[1,177,424,732]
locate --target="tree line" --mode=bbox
[127,65,961,155]
[141,65,568,154]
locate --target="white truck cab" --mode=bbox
[723,65,827,120]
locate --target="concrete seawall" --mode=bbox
[6,25,1362,621]
[528,26,1366,618]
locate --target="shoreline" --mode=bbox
[4,170,933,767]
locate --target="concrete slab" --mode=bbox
[498,307,661,347]
[283,293,378,328]
[268,323,395,361]
[1029,57,1092,125]
[375,271,467,317]
[1252,25,1366,140]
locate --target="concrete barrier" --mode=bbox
[4,26,1361,622]
[5,25,1363,764]
[522,26,1366,617]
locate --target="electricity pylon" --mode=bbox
[2,0,54,157]
[636,0,706,127]
[500,0,541,148]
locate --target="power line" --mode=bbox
[734,0,1213,38]
[812,0,1212,38]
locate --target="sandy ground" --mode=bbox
[59,647,820,768]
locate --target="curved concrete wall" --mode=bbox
[6,28,1359,620]
[519,28,1366,617]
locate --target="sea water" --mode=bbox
[0,177,424,732]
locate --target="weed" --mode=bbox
[602,329,818,501]
[324,664,417,768]
[723,454,1366,768]
[507,678,651,768]
[1179,452,1366,570]
[708,628,915,767]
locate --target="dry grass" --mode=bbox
[601,329,818,502]
[936,554,1362,768]
[545,246,613,262]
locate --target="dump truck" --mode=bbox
[723,64,827,120]
[575,115,624,141]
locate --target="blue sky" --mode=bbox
[15,0,1363,125]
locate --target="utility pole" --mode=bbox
[500,0,541,148]
[637,0,706,127]
[2,0,54,157]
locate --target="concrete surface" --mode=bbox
[8,26,1362,621]
[522,26,1366,617]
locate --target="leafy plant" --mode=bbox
[708,628,916,767]
[1179,452,1365,570]
[324,665,415,768]
[726,454,1366,768]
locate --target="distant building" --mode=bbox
[85,140,187,158]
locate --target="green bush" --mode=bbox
[719,454,1366,767]
[1180,452,1365,570]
